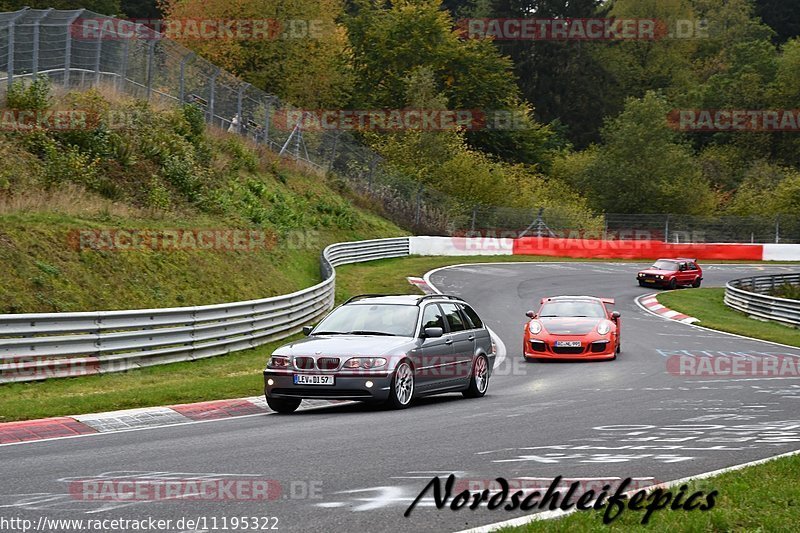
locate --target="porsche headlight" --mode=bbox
[597,321,612,336]
[529,321,542,335]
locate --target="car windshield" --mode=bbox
[539,301,606,318]
[313,304,419,337]
[651,260,678,271]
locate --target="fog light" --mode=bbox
[365,380,374,388]
[267,379,274,386]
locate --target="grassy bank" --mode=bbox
[658,288,800,347]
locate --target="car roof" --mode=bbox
[345,294,466,306]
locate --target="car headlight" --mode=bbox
[657,275,664,279]
[267,355,291,369]
[597,321,612,336]
[638,273,644,278]
[344,357,388,369]
[529,321,542,335]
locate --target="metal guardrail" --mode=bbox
[724,273,800,327]
[0,237,410,383]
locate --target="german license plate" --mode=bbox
[293,374,334,385]
[554,340,582,348]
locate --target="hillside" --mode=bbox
[0,80,403,313]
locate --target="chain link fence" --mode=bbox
[1,8,798,242]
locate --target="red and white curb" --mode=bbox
[406,276,436,294]
[0,397,349,446]
[637,293,699,324]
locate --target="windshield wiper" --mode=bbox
[346,330,398,336]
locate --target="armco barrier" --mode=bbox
[725,273,800,327]
[2,235,799,384]
[0,237,410,384]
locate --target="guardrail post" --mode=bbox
[116,27,130,91]
[178,51,193,104]
[63,10,84,88]
[93,26,103,84]
[263,97,273,147]
[32,9,52,78]
[235,82,248,134]
[145,39,156,100]
[6,10,26,89]
[207,67,220,124]
[775,215,780,244]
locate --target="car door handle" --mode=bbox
[468,335,475,341]
[444,339,453,345]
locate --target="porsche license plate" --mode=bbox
[554,340,582,348]
[293,374,334,385]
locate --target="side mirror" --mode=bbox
[525,310,537,319]
[611,311,621,321]
[423,327,444,338]
[302,325,313,336]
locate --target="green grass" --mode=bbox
[499,453,800,532]
[659,288,800,347]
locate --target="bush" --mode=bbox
[5,76,51,111]
[770,283,800,300]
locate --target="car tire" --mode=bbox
[463,355,490,398]
[668,278,677,290]
[616,342,621,354]
[638,280,646,287]
[692,277,702,288]
[385,360,414,409]
[266,397,301,414]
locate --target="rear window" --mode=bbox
[460,305,483,329]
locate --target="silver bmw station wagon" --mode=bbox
[263,294,495,413]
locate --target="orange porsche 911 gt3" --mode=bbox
[523,296,620,361]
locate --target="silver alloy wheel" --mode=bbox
[474,356,489,393]
[395,362,414,405]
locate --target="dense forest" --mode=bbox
[2,0,799,219]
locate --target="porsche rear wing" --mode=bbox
[540,296,616,305]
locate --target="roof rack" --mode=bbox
[343,294,397,304]
[416,294,464,303]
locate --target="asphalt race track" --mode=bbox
[3,262,800,532]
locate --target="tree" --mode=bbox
[159,0,352,108]
[487,0,613,148]
[345,0,550,165]
[754,0,800,43]
[573,92,717,214]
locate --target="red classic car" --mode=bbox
[637,258,703,289]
